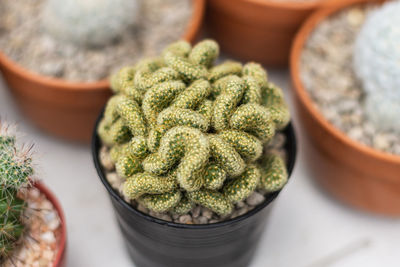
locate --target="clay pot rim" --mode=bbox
[0,0,205,91]
[92,112,297,230]
[290,0,400,165]
[243,0,332,10]
[33,182,66,267]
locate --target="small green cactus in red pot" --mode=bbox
[0,121,34,262]
[98,39,291,217]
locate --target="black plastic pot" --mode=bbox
[92,116,297,267]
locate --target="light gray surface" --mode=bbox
[0,71,399,267]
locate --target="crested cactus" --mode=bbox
[353,1,400,133]
[0,122,33,262]
[42,0,140,47]
[98,39,291,217]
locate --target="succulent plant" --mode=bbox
[353,1,400,133]
[99,39,290,216]
[42,0,140,47]
[0,122,33,262]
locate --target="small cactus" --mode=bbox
[41,0,140,47]
[353,1,400,133]
[0,122,33,262]
[99,39,290,217]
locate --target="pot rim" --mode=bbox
[290,0,400,165]
[92,114,297,230]
[238,0,340,10]
[33,182,67,267]
[0,0,205,91]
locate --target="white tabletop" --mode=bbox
[0,70,399,267]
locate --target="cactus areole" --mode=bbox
[97,39,292,218]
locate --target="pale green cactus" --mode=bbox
[0,122,33,262]
[353,1,400,133]
[99,39,291,218]
[42,0,140,47]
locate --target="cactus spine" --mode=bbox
[99,39,290,217]
[0,122,33,262]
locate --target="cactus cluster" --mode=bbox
[42,0,140,47]
[0,122,33,262]
[353,0,400,133]
[98,39,290,216]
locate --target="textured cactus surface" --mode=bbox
[99,39,290,216]
[0,122,33,261]
[42,0,139,47]
[353,1,400,133]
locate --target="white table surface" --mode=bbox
[0,70,399,267]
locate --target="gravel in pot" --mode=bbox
[291,0,400,216]
[299,1,400,155]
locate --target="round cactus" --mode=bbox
[41,0,140,47]
[0,122,33,262]
[98,39,290,217]
[353,1,400,133]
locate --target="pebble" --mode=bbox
[373,134,390,150]
[40,231,56,244]
[191,206,201,218]
[179,214,192,224]
[300,5,400,156]
[43,211,60,230]
[236,201,246,208]
[246,192,266,206]
[149,211,172,222]
[40,200,53,210]
[106,172,121,190]
[100,146,114,171]
[29,188,40,199]
[137,204,149,214]
[201,208,213,220]
[193,216,208,225]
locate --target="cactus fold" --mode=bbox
[99,39,291,217]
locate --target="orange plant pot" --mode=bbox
[290,0,400,216]
[0,0,205,143]
[206,0,337,67]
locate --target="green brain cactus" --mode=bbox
[98,39,290,217]
[0,122,33,262]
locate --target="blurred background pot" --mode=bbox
[206,0,337,67]
[92,117,297,267]
[290,0,400,216]
[35,182,67,267]
[0,0,205,143]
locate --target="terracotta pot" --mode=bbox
[34,182,67,267]
[290,0,400,216]
[206,0,340,67]
[0,0,205,143]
